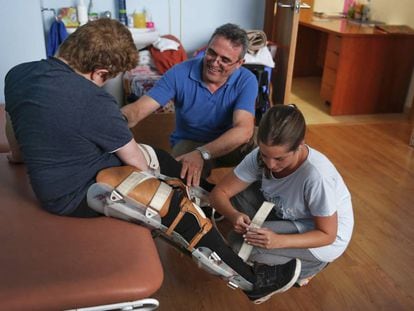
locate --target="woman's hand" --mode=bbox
[244,227,284,249]
[229,212,251,234]
[243,213,339,250]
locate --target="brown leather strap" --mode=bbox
[188,221,213,250]
[166,178,187,190]
[165,197,193,236]
[165,194,212,251]
[165,209,186,236]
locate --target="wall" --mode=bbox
[371,0,414,28]
[313,0,344,13]
[0,0,46,103]
[0,0,264,103]
[314,0,414,28]
[40,0,265,54]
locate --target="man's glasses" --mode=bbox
[205,48,241,67]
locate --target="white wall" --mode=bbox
[314,0,414,28]
[179,0,264,53]
[371,0,414,28]
[0,0,46,103]
[314,0,344,13]
[0,0,265,103]
[34,0,264,103]
[40,0,265,54]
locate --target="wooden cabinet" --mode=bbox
[321,35,340,105]
[295,18,414,115]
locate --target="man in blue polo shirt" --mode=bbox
[122,23,258,187]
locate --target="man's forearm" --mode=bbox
[121,103,139,128]
[202,125,253,159]
[121,95,160,128]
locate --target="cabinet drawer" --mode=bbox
[325,50,339,70]
[327,35,341,54]
[322,67,337,87]
[321,83,334,102]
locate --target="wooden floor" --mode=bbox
[149,79,414,310]
[151,121,414,311]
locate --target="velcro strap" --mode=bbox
[149,181,172,212]
[238,201,274,262]
[112,171,153,200]
[138,143,160,171]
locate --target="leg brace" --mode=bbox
[137,143,210,208]
[87,166,253,291]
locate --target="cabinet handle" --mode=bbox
[278,1,311,13]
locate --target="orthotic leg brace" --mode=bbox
[137,143,210,207]
[87,164,253,290]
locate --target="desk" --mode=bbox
[294,17,414,115]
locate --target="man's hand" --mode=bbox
[175,150,204,186]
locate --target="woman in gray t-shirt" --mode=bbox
[210,104,354,285]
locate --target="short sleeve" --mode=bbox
[81,92,132,152]
[305,173,338,217]
[234,148,261,183]
[233,69,258,115]
[146,67,177,107]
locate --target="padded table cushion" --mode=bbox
[0,154,163,311]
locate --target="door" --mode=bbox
[264,0,312,105]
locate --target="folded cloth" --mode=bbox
[152,37,180,52]
[246,30,267,55]
[244,46,275,68]
[47,20,68,57]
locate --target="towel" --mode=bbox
[149,35,187,74]
[152,37,180,52]
[47,20,68,57]
[244,46,275,68]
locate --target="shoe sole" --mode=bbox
[253,258,302,304]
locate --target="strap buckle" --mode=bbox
[110,190,124,202]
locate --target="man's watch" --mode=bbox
[196,146,211,161]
